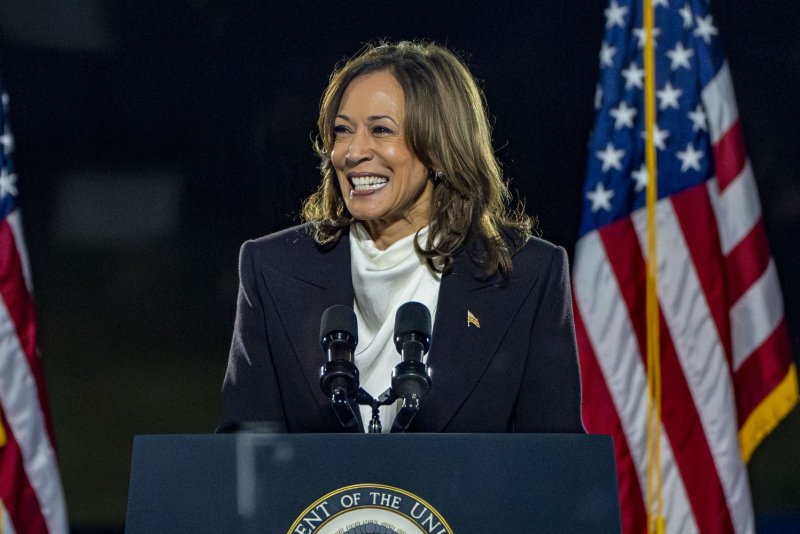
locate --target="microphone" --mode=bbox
[390,301,433,432]
[319,305,362,432]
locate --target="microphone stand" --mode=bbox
[355,375,426,434]
[356,388,396,433]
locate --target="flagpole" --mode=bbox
[642,0,664,532]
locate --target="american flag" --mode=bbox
[573,1,798,533]
[0,79,68,531]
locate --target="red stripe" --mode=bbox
[600,218,736,534]
[598,219,646,354]
[724,218,771,306]
[0,219,56,445]
[713,121,747,192]
[574,298,647,534]
[669,185,732,368]
[733,320,793,426]
[0,411,50,533]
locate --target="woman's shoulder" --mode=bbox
[511,234,568,275]
[240,223,316,264]
[240,223,348,267]
[246,223,313,248]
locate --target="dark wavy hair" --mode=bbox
[302,40,534,279]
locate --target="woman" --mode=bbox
[220,40,583,433]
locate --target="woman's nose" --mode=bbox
[344,130,372,164]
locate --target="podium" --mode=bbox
[126,433,620,533]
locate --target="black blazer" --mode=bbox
[220,224,583,433]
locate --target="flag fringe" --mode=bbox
[740,363,799,462]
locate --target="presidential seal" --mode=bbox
[288,483,453,534]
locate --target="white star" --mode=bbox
[596,142,626,172]
[676,143,704,172]
[657,81,682,110]
[600,41,617,68]
[0,167,18,198]
[641,123,670,150]
[610,101,638,129]
[694,14,718,44]
[0,127,13,156]
[666,42,694,70]
[679,4,693,29]
[631,164,649,192]
[633,27,661,49]
[653,0,669,7]
[594,84,603,110]
[688,104,708,132]
[622,63,644,89]
[587,182,615,212]
[1,92,8,110]
[604,0,628,29]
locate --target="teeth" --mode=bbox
[351,176,388,191]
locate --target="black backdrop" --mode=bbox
[1,1,798,530]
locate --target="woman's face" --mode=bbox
[331,70,433,249]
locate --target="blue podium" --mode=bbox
[126,433,620,533]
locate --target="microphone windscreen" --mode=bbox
[320,305,358,346]
[394,301,432,339]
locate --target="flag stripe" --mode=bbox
[0,410,49,533]
[573,232,699,534]
[1,500,20,534]
[733,321,793,427]
[712,121,747,192]
[573,296,647,534]
[0,220,37,358]
[0,295,68,534]
[730,260,784,371]
[601,215,736,534]
[702,61,737,146]
[668,183,732,366]
[1,218,67,532]
[724,219,772,307]
[706,165,761,257]
[0,220,55,443]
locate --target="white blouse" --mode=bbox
[349,223,441,432]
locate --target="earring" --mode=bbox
[433,171,444,183]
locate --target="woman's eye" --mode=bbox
[372,125,393,135]
[333,125,350,136]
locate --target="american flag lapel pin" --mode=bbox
[467,310,480,328]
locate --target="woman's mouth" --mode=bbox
[350,175,388,193]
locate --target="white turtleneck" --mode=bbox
[349,222,441,432]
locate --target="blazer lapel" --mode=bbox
[264,230,355,414]
[419,251,541,431]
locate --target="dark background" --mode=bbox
[1,1,797,530]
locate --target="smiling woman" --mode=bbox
[331,71,433,249]
[304,40,533,279]
[220,40,584,435]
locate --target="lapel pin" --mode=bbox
[467,310,481,328]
